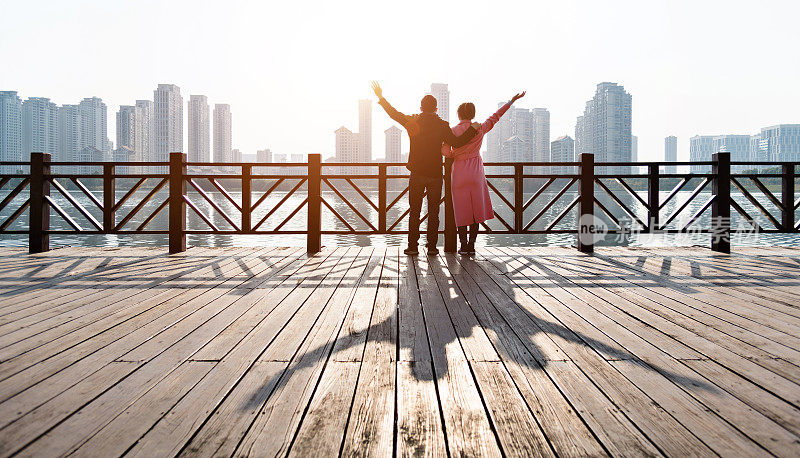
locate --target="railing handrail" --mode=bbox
[3,152,798,255]
[5,159,800,168]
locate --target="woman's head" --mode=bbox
[457,102,476,120]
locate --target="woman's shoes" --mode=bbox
[459,243,476,255]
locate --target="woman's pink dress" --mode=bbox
[443,101,512,227]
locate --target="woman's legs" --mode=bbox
[458,225,469,252]
[468,223,479,251]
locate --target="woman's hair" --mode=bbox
[457,102,475,120]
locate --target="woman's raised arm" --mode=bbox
[481,91,526,133]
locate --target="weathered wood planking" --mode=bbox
[0,246,798,457]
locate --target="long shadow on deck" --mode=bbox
[242,253,715,412]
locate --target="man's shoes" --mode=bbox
[404,247,419,256]
[426,247,440,256]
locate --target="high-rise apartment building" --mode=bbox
[664,135,677,173]
[58,104,81,167]
[153,84,183,163]
[551,135,575,174]
[135,100,153,162]
[78,97,108,158]
[756,125,800,162]
[574,82,633,175]
[358,99,372,161]
[485,104,550,174]
[213,104,232,163]
[116,106,137,151]
[689,134,751,172]
[335,126,359,163]
[188,95,210,163]
[232,148,241,163]
[429,83,450,123]
[257,149,273,163]
[0,92,23,168]
[22,97,59,160]
[385,126,402,162]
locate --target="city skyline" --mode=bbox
[2,1,797,162]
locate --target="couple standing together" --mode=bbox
[371,82,526,256]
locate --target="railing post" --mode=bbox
[647,163,659,232]
[103,164,115,232]
[29,152,50,253]
[577,153,595,253]
[711,152,731,253]
[444,158,457,253]
[242,164,252,232]
[307,154,322,253]
[782,163,795,232]
[168,152,186,254]
[514,164,523,233]
[378,164,387,233]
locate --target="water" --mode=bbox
[1,175,798,248]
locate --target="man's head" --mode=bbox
[420,95,437,113]
[457,102,476,121]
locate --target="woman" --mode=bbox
[443,91,526,253]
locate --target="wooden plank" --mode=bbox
[0,247,285,389]
[232,248,372,457]
[340,248,398,457]
[291,250,390,456]
[63,361,216,457]
[430,255,553,457]
[505,248,798,457]
[177,247,361,457]
[0,248,316,456]
[552,249,800,380]
[395,254,446,457]
[415,255,502,457]
[545,360,661,457]
[451,255,607,457]
[474,249,714,456]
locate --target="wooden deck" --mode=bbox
[0,246,799,457]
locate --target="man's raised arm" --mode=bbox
[372,81,409,127]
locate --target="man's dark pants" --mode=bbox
[408,173,442,250]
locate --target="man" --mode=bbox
[372,81,480,255]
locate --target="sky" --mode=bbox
[1,0,798,161]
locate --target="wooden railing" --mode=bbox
[1,152,798,254]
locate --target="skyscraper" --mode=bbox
[429,83,450,123]
[485,104,550,172]
[116,106,137,151]
[385,125,402,162]
[358,99,372,162]
[532,108,550,171]
[153,84,183,163]
[664,135,677,173]
[574,82,632,175]
[57,104,81,168]
[213,104,232,163]
[79,97,108,157]
[188,95,210,163]
[22,97,59,160]
[0,92,23,169]
[135,100,153,162]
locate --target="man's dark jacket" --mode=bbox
[378,98,477,179]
